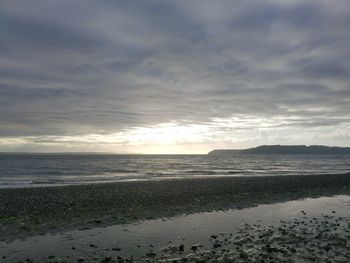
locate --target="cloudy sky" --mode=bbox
[0,0,350,153]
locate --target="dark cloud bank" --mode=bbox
[0,0,349,151]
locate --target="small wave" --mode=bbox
[222,171,241,175]
[1,155,350,188]
[32,178,64,184]
[182,170,221,175]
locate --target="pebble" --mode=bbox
[101,256,112,263]
[178,244,184,252]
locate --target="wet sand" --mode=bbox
[1,195,350,262]
[1,173,350,239]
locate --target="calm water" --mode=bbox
[0,154,350,188]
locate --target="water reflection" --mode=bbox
[1,195,350,262]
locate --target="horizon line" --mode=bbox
[1,144,349,155]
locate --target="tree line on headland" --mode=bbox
[208,145,350,155]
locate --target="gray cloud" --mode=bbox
[0,0,349,148]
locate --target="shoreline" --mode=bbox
[2,195,350,262]
[1,171,350,190]
[1,173,350,240]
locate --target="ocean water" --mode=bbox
[0,154,349,188]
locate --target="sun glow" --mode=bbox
[3,116,350,154]
[122,123,211,145]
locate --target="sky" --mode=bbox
[0,0,350,154]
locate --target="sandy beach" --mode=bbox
[1,173,350,262]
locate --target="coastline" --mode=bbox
[1,173,350,240]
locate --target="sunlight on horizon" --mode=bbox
[1,115,349,154]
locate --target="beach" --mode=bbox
[2,173,350,238]
[2,0,350,261]
[1,173,350,262]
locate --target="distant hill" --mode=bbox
[208,145,350,155]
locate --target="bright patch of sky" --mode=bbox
[0,0,349,153]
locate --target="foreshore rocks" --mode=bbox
[7,212,350,262]
[135,214,350,263]
[68,214,349,262]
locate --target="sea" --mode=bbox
[0,154,350,188]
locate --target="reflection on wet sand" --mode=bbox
[1,195,350,262]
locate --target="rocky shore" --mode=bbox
[5,212,349,263]
[1,173,350,239]
[139,214,350,262]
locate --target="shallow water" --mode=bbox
[1,195,349,262]
[1,154,350,188]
